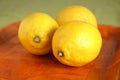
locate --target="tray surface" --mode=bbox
[0,22,120,80]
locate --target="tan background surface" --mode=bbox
[0,0,120,28]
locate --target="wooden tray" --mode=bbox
[0,22,120,80]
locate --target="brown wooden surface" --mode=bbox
[0,22,120,80]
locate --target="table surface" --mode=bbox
[0,0,120,28]
[0,22,120,80]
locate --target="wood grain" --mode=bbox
[0,22,120,80]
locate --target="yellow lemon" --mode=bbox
[56,5,97,27]
[18,13,58,55]
[52,21,102,66]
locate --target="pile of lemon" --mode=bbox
[18,5,102,67]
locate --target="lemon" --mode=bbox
[18,13,58,55]
[52,21,102,66]
[56,5,97,27]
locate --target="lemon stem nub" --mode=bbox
[34,36,40,43]
[58,51,64,57]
